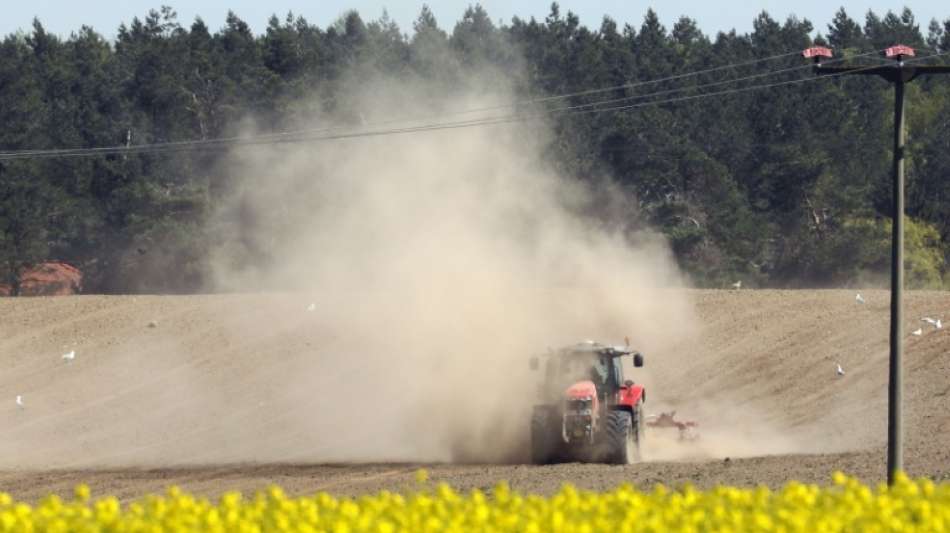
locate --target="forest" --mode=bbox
[1,4,949,293]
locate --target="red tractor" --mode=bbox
[528,341,645,464]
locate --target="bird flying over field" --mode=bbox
[912,328,923,336]
[922,317,937,325]
[62,350,75,362]
[836,363,845,376]
[855,293,865,304]
[15,395,24,408]
[731,281,742,290]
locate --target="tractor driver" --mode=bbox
[589,356,610,397]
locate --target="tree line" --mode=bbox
[1,4,949,293]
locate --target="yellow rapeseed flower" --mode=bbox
[415,469,429,484]
[73,484,90,503]
[1,472,949,532]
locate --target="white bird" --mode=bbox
[912,328,923,336]
[62,350,76,362]
[855,293,865,304]
[922,317,937,325]
[836,363,845,377]
[937,319,943,330]
[15,395,24,408]
[731,281,742,290]
[306,303,316,312]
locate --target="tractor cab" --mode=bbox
[531,341,643,401]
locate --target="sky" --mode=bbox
[3,1,947,41]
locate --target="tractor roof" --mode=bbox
[559,340,636,357]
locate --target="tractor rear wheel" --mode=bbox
[604,410,636,464]
[530,407,561,464]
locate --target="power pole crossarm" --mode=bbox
[815,65,950,81]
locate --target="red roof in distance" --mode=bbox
[885,45,916,58]
[802,47,833,58]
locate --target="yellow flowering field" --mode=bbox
[1,471,948,532]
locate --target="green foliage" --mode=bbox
[0,169,54,293]
[902,218,946,288]
[0,6,949,293]
[782,215,948,289]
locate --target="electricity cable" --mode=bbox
[0,48,831,158]
[0,48,943,161]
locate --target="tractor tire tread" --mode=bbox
[604,410,633,465]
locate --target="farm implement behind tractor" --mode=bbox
[645,411,700,442]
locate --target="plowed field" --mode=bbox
[2,290,948,501]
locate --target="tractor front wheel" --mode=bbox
[604,410,633,464]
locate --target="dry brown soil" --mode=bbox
[1,290,949,501]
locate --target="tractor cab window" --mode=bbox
[593,356,622,394]
[590,357,609,388]
[612,359,624,388]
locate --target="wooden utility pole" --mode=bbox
[804,45,950,485]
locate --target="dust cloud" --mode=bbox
[0,77,809,469]
[203,76,698,463]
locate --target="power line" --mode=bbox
[573,49,950,115]
[4,49,814,160]
[385,49,945,127]
[0,55,908,161]
[1,49,943,161]
[0,48,826,160]
[543,48,887,114]
[0,50,863,160]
